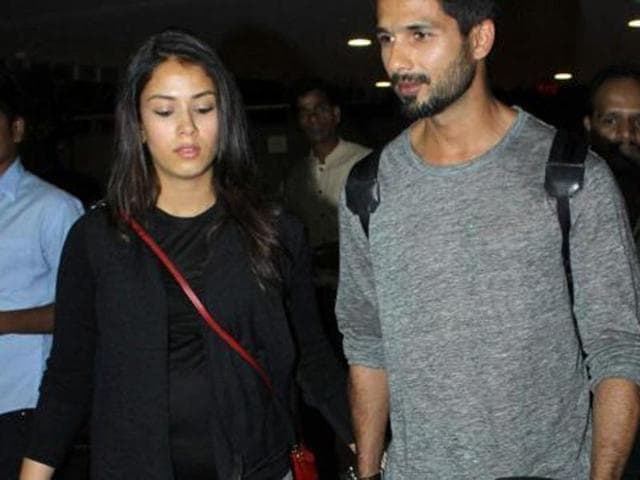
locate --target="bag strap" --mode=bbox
[126,216,274,393]
[345,150,382,238]
[544,129,588,304]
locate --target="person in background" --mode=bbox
[337,0,640,479]
[285,79,369,479]
[286,78,371,266]
[20,30,351,480]
[584,66,640,246]
[0,67,83,480]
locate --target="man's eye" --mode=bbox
[412,30,432,40]
[376,33,392,45]
[601,115,618,126]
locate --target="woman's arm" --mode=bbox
[24,217,97,467]
[284,217,354,445]
[19,458,55,480]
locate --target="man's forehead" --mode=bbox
[595,78,640,112]
[298,90,331,106]
[377,0,446,24]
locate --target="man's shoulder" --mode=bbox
[19,169,83,211]
[339,139,372,156]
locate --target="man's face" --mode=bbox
[296,90,340,145]
[0,112,23,176]
[376,0,477,120]
[585,77,640,164]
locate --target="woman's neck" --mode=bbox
[156,180,216,218]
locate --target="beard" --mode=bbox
[391,44,476,120]
[589,129,640,167]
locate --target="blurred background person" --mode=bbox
[584,66,640,241]
[0,67,83,480]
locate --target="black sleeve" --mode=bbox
[283,217,354,445]
[26,217,97,467]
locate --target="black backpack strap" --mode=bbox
[544,129,588,304]
[345,150,382,238]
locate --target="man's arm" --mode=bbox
[350,364,389,478]
[0,304,54,334]
[591,378,640,480]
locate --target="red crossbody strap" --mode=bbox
[126,216,274,393]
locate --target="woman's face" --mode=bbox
[139,57,219,191]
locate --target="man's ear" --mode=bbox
[333,105,341,125]
[11,117,25,144]
[583,116,592,133]
[469,19,495,61]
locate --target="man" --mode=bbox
[584,67,640,239]
[0,69,83,479]
[286,79,371,253]
[336,1,640,479]
[285,79,368,478]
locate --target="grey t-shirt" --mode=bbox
[336,110,640,479]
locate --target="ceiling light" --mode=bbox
[348,38,372,47]
[375,81,392,88]
[629,19,640,28]
[554,73,573,81]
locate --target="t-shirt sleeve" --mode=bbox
[336,189,385,369]
[570,153,640,389]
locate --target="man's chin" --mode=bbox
[620,145,640,164]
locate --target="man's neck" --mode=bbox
[410,88,517,167]
[0,157,17,178]
[311,137,339,164]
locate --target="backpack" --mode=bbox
[345,129,588,301]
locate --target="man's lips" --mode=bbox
[391,73,430,98]
[395,81,424,97]
[174,145,201,159]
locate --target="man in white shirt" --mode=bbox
[286,79,371,253]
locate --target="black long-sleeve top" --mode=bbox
[27,204,352,479]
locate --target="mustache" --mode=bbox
[390,73,431,87]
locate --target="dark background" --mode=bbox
[1,0,639,198]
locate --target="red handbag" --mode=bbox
[290,443,319,480]
[128,217,319,480]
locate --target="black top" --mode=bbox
[150,206,218,480]
[27,205,353,480]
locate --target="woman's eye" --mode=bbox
[153,110,172,117]
[195,105,215,114]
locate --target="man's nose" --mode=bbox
[385,42,413,74]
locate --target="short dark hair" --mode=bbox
[290,77,341,109]
[0,65,25,121]
[586,65,640,115]
[439,0,498,35]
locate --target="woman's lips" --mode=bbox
[174,145,201,159]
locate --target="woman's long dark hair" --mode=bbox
[107,29,282,287]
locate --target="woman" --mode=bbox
[20,30,352,480]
